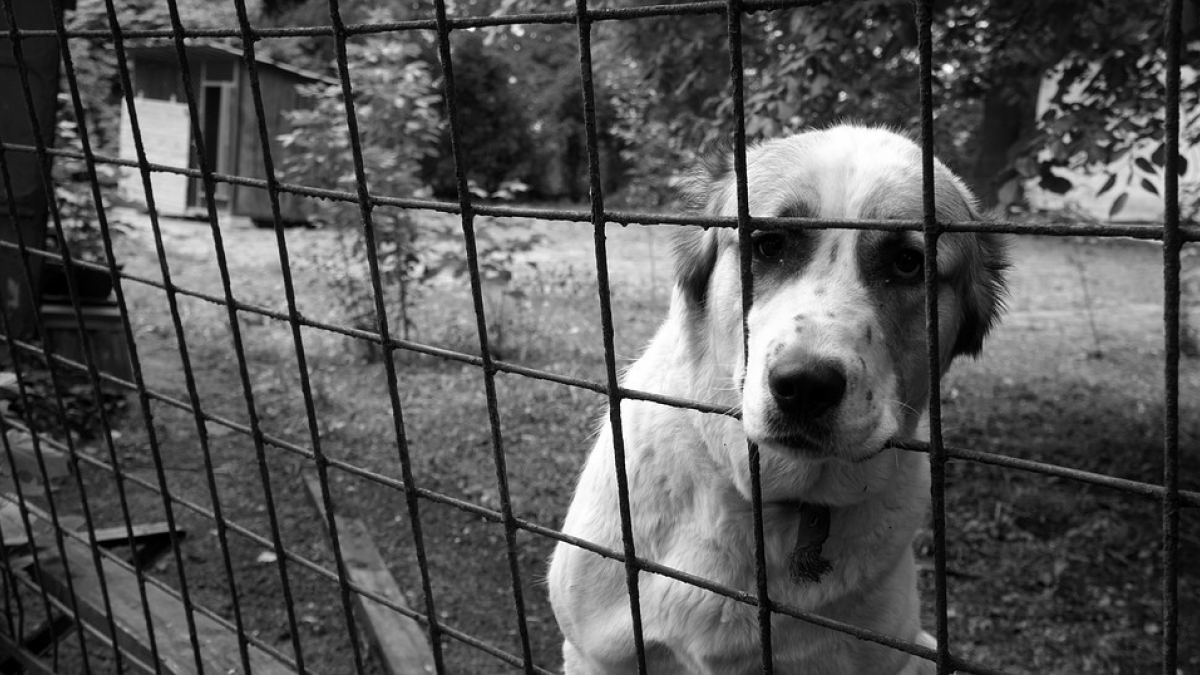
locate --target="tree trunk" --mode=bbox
[968,73,1043,209]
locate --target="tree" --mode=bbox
[607,0,1200,208]
[421,32,537,197]
[277,33,441,339]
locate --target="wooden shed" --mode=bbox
[117,43,331,225]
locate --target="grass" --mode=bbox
[8,208,1199,674]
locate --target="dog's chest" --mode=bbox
[634,505,846,663]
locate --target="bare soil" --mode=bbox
[8,209,1199,674]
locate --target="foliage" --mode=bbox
[65,0,244,154]
[51,97,131,265]
[260,0,628,201]
[422,33,538,197]
[277,26,543,347]
[278,31,441,340]
[604,0,1200,208]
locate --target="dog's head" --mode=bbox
[674,125,1007,463]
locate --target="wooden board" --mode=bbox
[303,475,435,675]
[16,501,294,675]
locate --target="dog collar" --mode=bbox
[788,502,832,584]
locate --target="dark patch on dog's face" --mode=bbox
[746,201,820,304]
[855,230,928,290]
[857,176,1008,363]
[853,174,1008,411]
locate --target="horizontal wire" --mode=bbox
[3,335,1197,511]
[0,445,555,675]
[3,142,1198,241]
[0,491,306,674]
[1,415,1013,675]
[0,0,830,41]
[3,333,1189,675]
[0,243,738,416]
[2,3,1189,669]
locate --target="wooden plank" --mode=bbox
[1,499,83,549]
[22,510,294,674]
[303,475,435,675]
[1,506,176,555]
[87,522,178,547]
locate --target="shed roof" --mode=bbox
[125,43,338,86]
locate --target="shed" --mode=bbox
[117,43,331,225]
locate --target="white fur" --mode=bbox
[548,126,997,675]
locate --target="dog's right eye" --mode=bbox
[753,233,786,260]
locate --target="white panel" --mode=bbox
[117,97,191,215]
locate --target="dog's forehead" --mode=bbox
[738,128,972,222]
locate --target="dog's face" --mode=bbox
[675,126,1007,464]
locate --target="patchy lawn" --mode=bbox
[7,208,1198,674]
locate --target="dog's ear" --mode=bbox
[673,227,720,308]
[952,229,1009,358]
[672,143,734,308]
[678,139,734,212]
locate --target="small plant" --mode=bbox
[278,22,543,359]
[51,107,131,267]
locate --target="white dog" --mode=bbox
[547,125,1007,674]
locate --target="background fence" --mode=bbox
[0,0,1196,673]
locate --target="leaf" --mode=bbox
[1109,192,1129,219]
[1151,143,1166,166]
[1096,173,1118,196]
[1134,157,1155,174]
[1038,164,1072,194]
[1179,155,1189,176]
[1141,178,1159,196]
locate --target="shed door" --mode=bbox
[189,60,237,211]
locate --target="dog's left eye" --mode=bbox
[891,249,924,281]
[753,233,786,259]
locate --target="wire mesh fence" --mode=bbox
[0,0,1195,673]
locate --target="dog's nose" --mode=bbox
[768,359,847,419]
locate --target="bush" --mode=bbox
[278,33,440,342]
[279,26,543,351]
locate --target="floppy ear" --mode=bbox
[952,230,1009,358]
[673,143,733,309]
[673,227,720,308]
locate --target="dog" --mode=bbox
[547,125,1007,674]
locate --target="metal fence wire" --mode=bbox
[0,0,1195,673]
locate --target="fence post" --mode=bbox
[0,0,66,361]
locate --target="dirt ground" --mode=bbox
[7,206,1199,674]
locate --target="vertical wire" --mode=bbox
[1159,0,1182,672]
[0,269,73,673]
[157,0,311,670]
[95,2,254,671]
[1,3,164,670]
[323,0,447,670]
[914,0,950,672]
[572,3,647,672]
[0,367,65,671]
[226,2,368,673]
[0,463,21,640]
[51,0,226,670]
[0,137,95,675]
[427,3,535,669]
[725,2,774,673]
[0,506,26,656]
